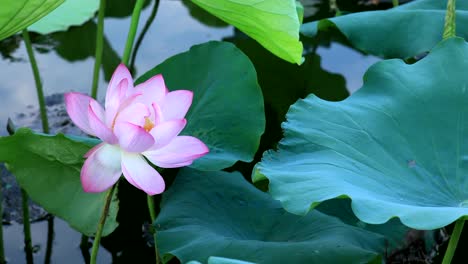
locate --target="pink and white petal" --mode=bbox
[105,78,129,127]
[149,119,186,149]
[65,92,97,136]
[150,160,193,169]
[89,99,106,121]
[106,64,133,105]
[88,104,117,144]
[161,90,193,120]
[114,102,149,127]
[84,142,105,158]
[134,74,168,106]
[143,136,209,168]
[114,122,154,153]
[81,144,122,193]
[121,152,165,195]
[152,103,164,125]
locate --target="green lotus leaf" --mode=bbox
[0,0,64,40]
[254,37,468,230]
[301,0,468,58]
[136,41,265,171]
[28,0,99,34]
[155,168,386,264]
[0,128,118,236]
[191,0,303,64]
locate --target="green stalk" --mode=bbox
[0,179,5,264]
[91,0,107,99]
[90,184,116,264]
[392,0,399,7]
[443,0,456,39]
[122,0,146,65]
[442,219,465,264]
[22,30,49,134]
[22,189,33,264]
[43,215,54,264]
[129,0,161,70]
[80,235,91,263]
[147,195,160,264]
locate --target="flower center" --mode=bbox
[143,117,155,132]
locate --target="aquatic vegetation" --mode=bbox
[0,0,466,263]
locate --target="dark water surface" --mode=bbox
[0,0,381,263]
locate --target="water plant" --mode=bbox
[0,0,466,263]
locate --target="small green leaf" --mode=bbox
[28,0,99,34]
[136,41,265,171]
[0,0,64,41]
[255,37,468,230]
[301,0,468,58]
[192,0,303,64]
[156,168,385,264]
[0,128,117,236]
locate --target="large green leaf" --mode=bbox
[191,0,303,64]
[254,37,468,230]
[28,0,99,34]
[0,0,64,41]
[0,128,118,236]
[156,168,385,264]
[136,41,265,171]
[301,0,468,58]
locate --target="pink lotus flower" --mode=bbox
[65,64,209,195]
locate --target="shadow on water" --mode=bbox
[0,0,390,263]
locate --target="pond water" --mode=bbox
[0,0,381,263]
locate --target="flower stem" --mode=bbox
[0,179,5,264]
[22,30,49,134]
[147,195,160,264]
[43,215,54,264]
[443,0,456,39]
[129,0,160,70]
[80,235,91,263]
[392,0,399,7]
[90,185,116,264]
[91,0,107,99]
[21,189,33,264]
[442,219,465,264]
[122,0,146,66]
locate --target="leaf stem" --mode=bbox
[129,0,160,70]
[21,189,33,264]
[91,0,107,99]
[22,30,49,134]
[147,195,160,264]
[80,235,91,264]
[443,0,456,39]
[0,179,5,264]
[43,215,54,264]
[90,184,116,264]
[122,0,146,66]
[442,219,465,264]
